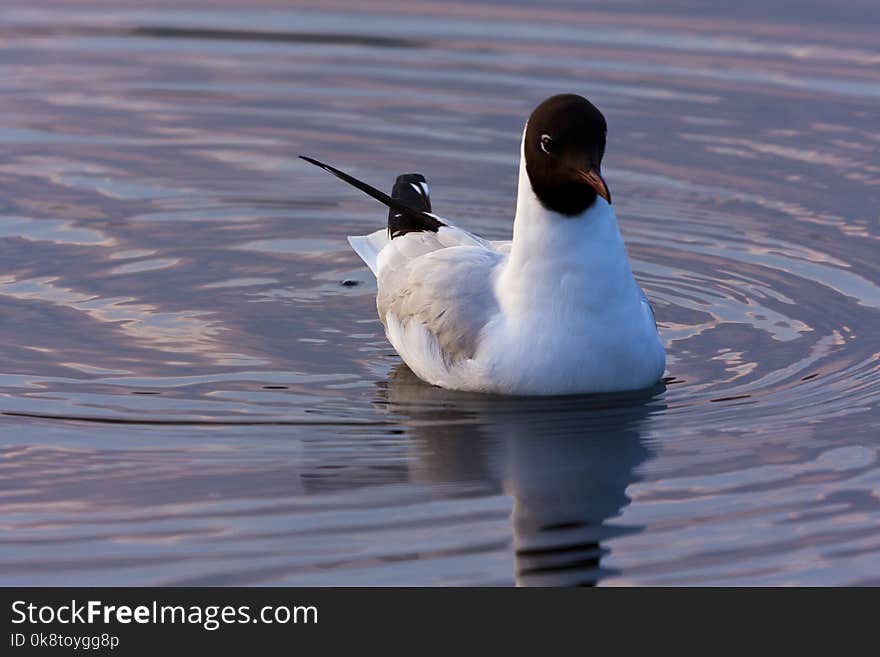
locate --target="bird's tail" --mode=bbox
[301,156,443,276]
[346,173,435,275]
[347,229,388,276]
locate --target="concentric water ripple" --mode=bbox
[0,0,878,585]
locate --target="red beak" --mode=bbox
[574,168,611,204]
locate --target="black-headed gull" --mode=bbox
[301,94,665,395]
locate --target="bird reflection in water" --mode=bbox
[376,364,665,586]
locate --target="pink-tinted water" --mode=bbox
[1,0,878,585]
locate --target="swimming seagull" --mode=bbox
[300,94,665,395]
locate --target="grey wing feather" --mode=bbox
[377,244,501,363]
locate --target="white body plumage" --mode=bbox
[348,148,665,395]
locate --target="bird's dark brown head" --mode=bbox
[524,94,611,216]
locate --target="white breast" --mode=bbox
[446,157,665,395]
[347,141,665,396]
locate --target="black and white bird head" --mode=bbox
[524,94,611,216]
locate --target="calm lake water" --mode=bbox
[1,0,879,586]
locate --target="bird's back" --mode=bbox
[304,153,665,395]
[347,173,504,385]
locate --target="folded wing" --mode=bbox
[301,156,504,375]
[379,244,501,367]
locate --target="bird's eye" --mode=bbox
[540,134,555,155]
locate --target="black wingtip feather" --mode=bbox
[388,173,435,238]
[299,155,444,238]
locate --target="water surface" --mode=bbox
[1,0,879,585]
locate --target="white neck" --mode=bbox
[497,137,638,312]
